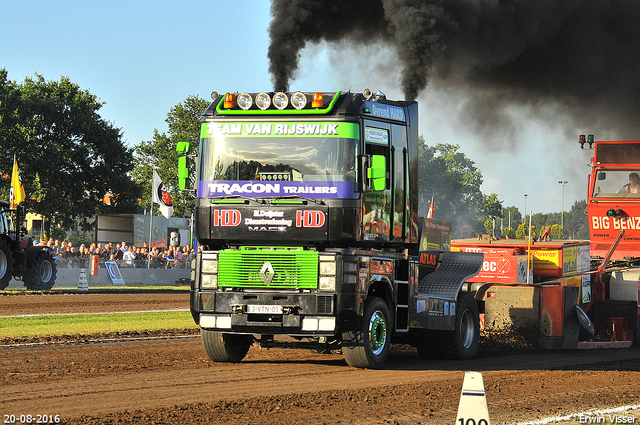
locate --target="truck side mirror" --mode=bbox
[176,142,191,190]
[367,154,386,192]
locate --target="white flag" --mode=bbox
[152,169,173,219]
[426,196,434,219]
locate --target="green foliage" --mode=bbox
[502,206,522,228]
[481,193,503,219]
[67,232,93,247]
[563,199,589,239]
[418,139,485,236]
[516,222,537,239]
[502,227,516,239]
[133,95,209,217]
[550,224,563,239]
[50,227,67,242]
[484,218,495,234]
[0,69,140,235]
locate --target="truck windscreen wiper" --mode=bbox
[269,195,326,206]
[212,195,267,205]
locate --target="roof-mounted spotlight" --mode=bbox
[273,92,288,110]
[237,92,253,110]
[255,92,271,110]
[291,92,307,110]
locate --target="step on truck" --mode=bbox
[177,89,483,368]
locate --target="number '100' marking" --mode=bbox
[458,419,489,425]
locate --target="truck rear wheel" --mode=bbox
[0,239,14,290]
[201,329,252,363]
[24,250,57,291]
[439,292,480,360]
[342,296,391,369]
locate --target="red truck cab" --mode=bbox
[585,137,640,261]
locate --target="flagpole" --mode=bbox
[148,169,155,269]
[148,203,153,269]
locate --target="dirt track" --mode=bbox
[2,292,640,424]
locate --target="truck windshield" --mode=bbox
[201,136,357,182]
[198,121,360,199]
[592,170,640,198]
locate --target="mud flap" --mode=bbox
[540,285,580,349]
[413,251,484,331]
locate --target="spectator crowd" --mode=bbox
[35,238,198,269]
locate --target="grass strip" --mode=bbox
[4,283,191,293]
[0,311,197,338]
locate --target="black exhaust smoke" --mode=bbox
[269,0,640,135]
[268,0,387,92]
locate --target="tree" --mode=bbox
[480,193,503,233]
[501,206,522,230]
[502,227,516,239]
[0,70,22,174]
[418,139,484,237]
[484,218,497,236]
[0,70,140,236]
[133,95,209,217]
[563,199,589,239]
[550,224,563,239]
[516,223,537,239]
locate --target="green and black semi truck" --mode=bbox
[177,89,483,368]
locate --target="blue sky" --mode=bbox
[1,1,586,217]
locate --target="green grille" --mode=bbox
[218,247,319,289]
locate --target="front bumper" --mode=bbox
[193,290,337,335]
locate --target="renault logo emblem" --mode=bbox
[260,262,275,284]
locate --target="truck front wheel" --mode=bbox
[201,329,252,363]
[0,239,14,290]
[342,296,391,369]
[439,292,480,360]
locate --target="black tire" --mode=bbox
[342,296,391,369]
[24,250,57,291]
[416,335,444,360]
[439,292,480,360]
[0,239,13,290]
[201,329,252,363]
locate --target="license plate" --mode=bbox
[247,304,283,314]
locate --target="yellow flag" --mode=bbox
[10,155,26,208]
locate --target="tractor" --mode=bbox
[0,201,57,290]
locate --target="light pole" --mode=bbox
[559,181,568,231]
[524,194,528,219]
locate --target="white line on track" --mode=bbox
[0,308,190,318]
[508,404,640,424]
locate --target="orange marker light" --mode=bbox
[312,92,324,108]
[224,93,236,108]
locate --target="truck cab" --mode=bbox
[584,137,640,261]
[178,90,482,368]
